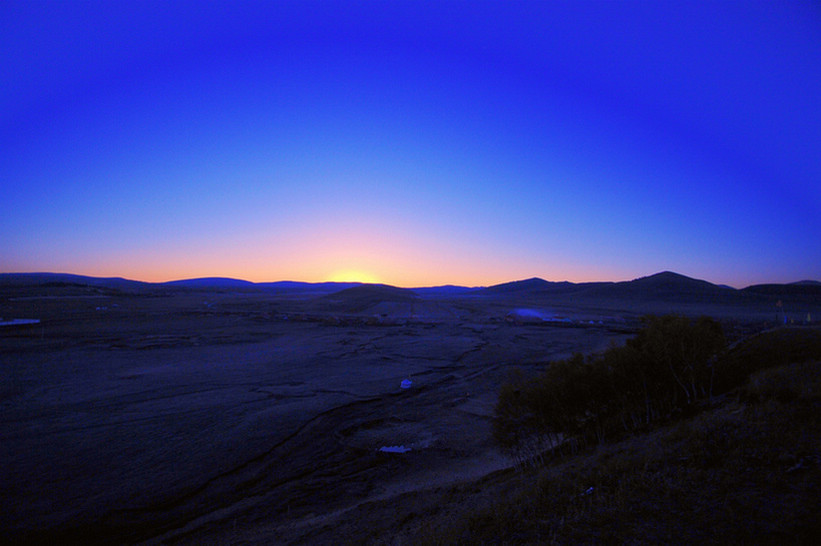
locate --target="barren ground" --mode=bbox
[0,285,803,543]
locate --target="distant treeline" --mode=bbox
[494,316,821,460]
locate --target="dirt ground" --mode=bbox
[0,284,804,543]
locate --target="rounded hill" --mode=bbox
[319,284,419,314]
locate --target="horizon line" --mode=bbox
[2,270,819,291]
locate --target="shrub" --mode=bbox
[494,315,728,456]
[630,315,726,405]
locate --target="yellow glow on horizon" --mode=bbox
[78,236,615,287]
[326,269,382,284]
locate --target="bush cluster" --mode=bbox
[421,326,821,544]
[494,315,727,455]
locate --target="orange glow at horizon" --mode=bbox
[45,227,656,288]
[17,246,761,289]
[68,253,620,288]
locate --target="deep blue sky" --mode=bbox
[2,1,820,287]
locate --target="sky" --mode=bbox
[2,1,820,288]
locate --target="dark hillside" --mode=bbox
[318,284,419,313]
[582,271,739,303]
[742,282,821,300]
[258,281,362,295]
[162,277,256,289]
[412,285,481,297]
[483,277,595,297]
[416,326,821,544]
[484,277,554,294]
[0,273,149,292]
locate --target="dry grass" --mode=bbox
[417,359,821,544]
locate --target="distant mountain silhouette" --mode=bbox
[0,273,149,291]
[162,277,255,288]
[742,282,821,298]
[485,277,551,293]
[484,277,582,295]
[412,285,482,297]
[478,271,740,304]
[258,281,362,295]
[582,271,736,302]
[324,283,418,301]
[319,284,419,313]
[3,272,818,305]
[623,271,730,294]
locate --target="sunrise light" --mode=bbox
[327,270,382,284]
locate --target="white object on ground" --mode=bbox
[0,319,40,326]
[400,379,412,389]
[379,445,411,453]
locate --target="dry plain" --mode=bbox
[1,275,816,543]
